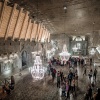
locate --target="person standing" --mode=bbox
[65,82,69,98]
[83,67,87,76]
[71,78,75,92]
[78,58,81,66]
[84,90,89,100]
[51,68,55,82]
[60,70,64,82]
[84,58,87,66]
[81,58,84,67]
[61,82,66,96]
[10,76,15,90]
[74,58,77,67]
[88,86,92,100]
[88,69,93,83]
[90,58,92,66]
[93,69,97,81]
[57,71,61,88]
[75,73,78,89]
[68,71,73,85]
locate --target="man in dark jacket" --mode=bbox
[68,72,73,85]
[88,86,92,100]
[57,71,60,88]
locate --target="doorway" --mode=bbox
[22,51,27,67]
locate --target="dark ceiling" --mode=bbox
[10,0,100,35]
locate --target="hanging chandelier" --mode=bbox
[59,44,71,62]
[30,55,45,81]
[30,0,46,81]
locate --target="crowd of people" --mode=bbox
[0,75,15,98]
[0,55,99,100]
[47,56,99,100]
[49,56,93,67]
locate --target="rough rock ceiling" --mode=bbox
[11,0,100,35]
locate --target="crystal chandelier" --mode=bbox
[30,55,45,81]
[59,44,71,62]
[30,0,45,81]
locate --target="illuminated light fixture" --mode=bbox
[72,45,78,52]
[90,48,96,55]
[59,44,71,63]
[30,0,46,81]
[64,6,67,10]
[30,55,45,81]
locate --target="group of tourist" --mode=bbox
[47,56,99,100]
[50,56,87,67]
[1,76,15,95]
[57,69,78,99]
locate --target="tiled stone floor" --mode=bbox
[1,64,100,100]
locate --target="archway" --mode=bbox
[22,51,27,67]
